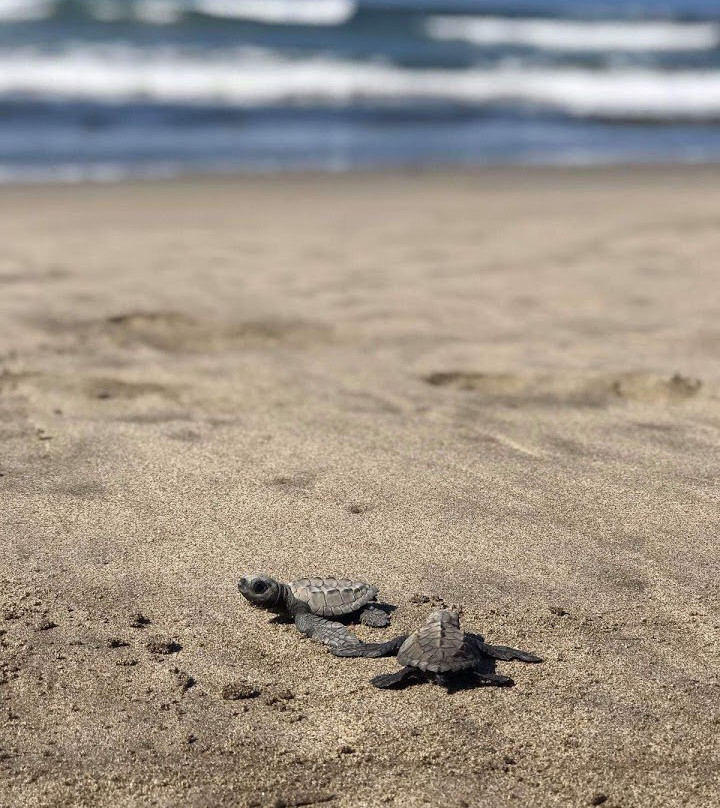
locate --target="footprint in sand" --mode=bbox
[0,262,68,285]
[1,371,177,403]
[423,370,702,407]
[268,473,316,495]
[77,311,334,353]
[83,377,176,401]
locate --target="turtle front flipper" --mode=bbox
[294,612,364,653]
[473,637,543,664]
[331,634,408,659]
[359,605,391,628]
[370,666,419,689]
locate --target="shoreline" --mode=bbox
[4,159,720,187]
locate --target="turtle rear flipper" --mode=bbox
[432,672,456,690]
[371,667,419,689]
[472,668,514,687]
[294,612,364,654]
[331,634,407,659]
[359,605,391,628]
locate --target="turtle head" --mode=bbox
[237,575,285,612]
[427,609,461,628]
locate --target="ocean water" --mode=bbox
[2,0,720,180]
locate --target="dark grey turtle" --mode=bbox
[237,574,392,654]
[336,609,542,689]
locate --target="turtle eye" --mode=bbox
[252,580,268,594]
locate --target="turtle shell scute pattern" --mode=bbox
[397,620,475,674]
[290,577,378,617]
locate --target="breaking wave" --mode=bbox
[0,0,357,26]
[425,16,720,53]
[0,0,54,21]
[2,44,720,121]
[191,0,355,25]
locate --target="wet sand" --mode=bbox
[0,167,718,807]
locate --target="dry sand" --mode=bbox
[0,167,718,808]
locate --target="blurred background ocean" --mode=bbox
[2,0,720,180]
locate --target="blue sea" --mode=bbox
[2,0,720,180]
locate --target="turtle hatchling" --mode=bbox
[337,609,542,689]
[237,574,394,654]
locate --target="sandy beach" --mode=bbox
[1,167,718,808]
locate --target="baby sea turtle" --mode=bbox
[337,609,542,689]
[237,574,393,654]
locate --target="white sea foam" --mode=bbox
[0,161,183,184]
[85,1,185,24]
[191,0,356,25]
[79,0,356,26]
[425,16,720,53]
[0,0,53,21]
[3,44,720,120]
[134,1,185,24]
[88,1,126,22]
